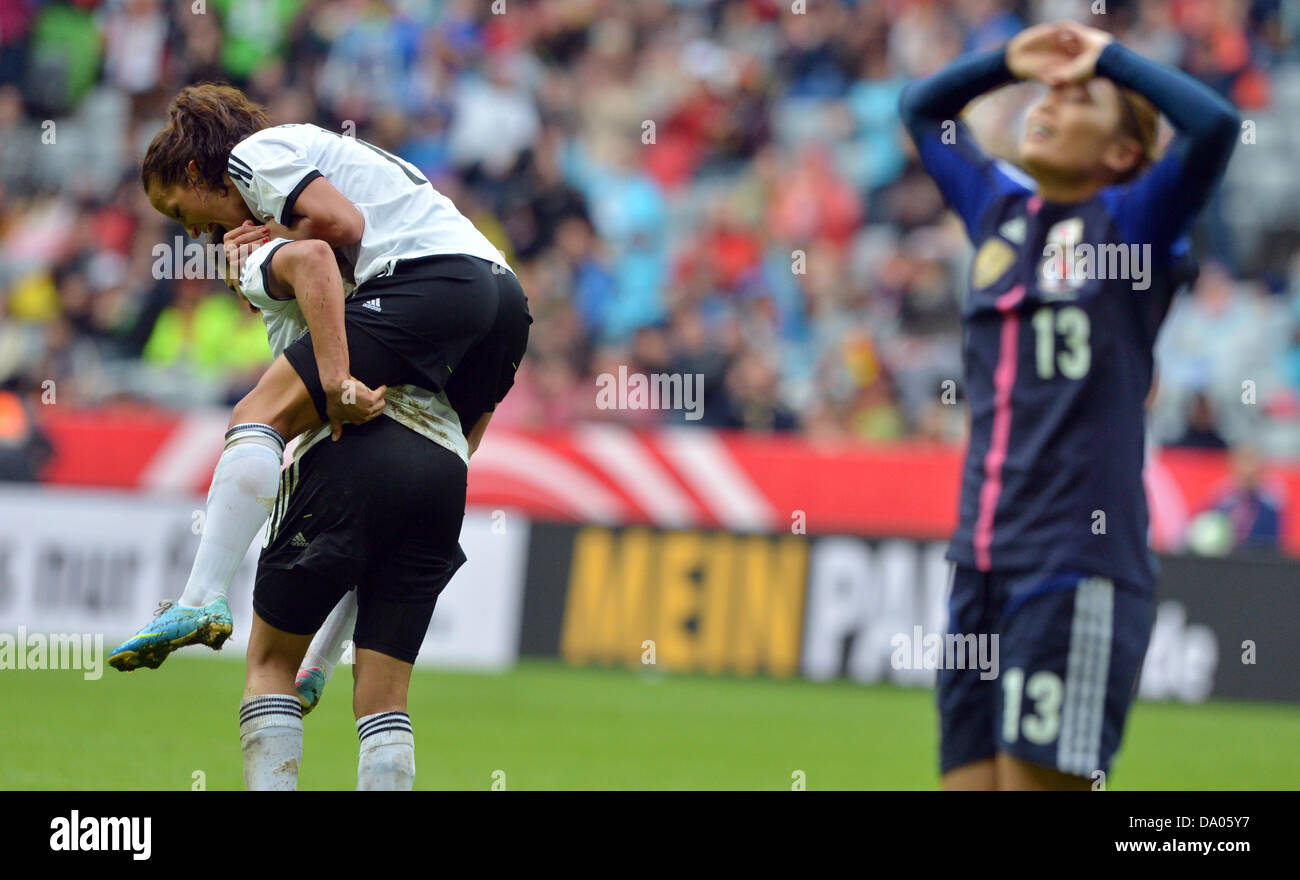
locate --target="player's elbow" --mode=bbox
[1210,106,1242,151]
[1196,98,1241,156]
[318,211,364,247]
[897,82,922,133]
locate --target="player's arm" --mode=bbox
[268,239,386,438]
[276,176,364,247]
[897,49,1014,234]
[272,238,349,386]
[228,135,364,248]
[1066,25,1241,251]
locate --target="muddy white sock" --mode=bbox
[179,424,284,608]
[356,712,415,791]
[240,694,303,791]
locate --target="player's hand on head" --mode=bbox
[1043,22,1114,86]
[1007,21,1112,85]
[1007,23,1079,82]
[223,220,270,292]
[324,377,387,441]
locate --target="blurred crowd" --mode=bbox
[2,0,1300,458]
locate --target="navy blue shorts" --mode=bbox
[937,565,1153,778]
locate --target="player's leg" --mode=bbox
[239,610,314,791]
[179,357,320,609]
[353,648,413,716]
[938,564,1000,790]
[352,648,418,791]
[993,572,1153,791]
[245,611,313,694]
[996,754,1090,790]
[295,590,359,714]
[349,542,465,792]
[108,356,325,672]
[242,430,372,790]
[349,432,468,791]
[943,758,998,791]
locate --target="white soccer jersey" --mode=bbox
[227,123,509,286]
[240,239,469,465]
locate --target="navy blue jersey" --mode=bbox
[900,44,1239,592]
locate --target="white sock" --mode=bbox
[301,591,358,682]
[239,694,304,791]
[179,424,284,608]
[356,712,415,791]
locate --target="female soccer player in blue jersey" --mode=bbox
[899,21,1239,790]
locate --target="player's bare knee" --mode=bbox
[228,392,261,431]
[230,396,295,440]
[245,640,298,674]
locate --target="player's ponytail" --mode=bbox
[141,84,270,193]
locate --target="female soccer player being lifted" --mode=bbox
[113,85,528,671]
[899,21,1238,789]
[111,85,531,787]
[109,87,530,785]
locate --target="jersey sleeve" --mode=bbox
[898,48,1030,238]
[227,129,324,226]
[238,237,294,310]
[1096,42,1240,261]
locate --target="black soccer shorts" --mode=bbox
[283,253,532,436]
[253,415,468,664]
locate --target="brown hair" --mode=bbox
[1114,87,1160,184]
[141,83,269,194]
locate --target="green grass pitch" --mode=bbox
[2,657,1296,790]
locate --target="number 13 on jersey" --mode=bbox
[1032,305,1091,380]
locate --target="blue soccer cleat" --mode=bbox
[295,667,326,715]
[108,597,234,672]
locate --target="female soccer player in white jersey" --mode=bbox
[222,233,479,789]
[111,85,531,694]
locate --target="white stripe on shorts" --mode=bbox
[1057,576,1114,776]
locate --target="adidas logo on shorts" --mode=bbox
[361,298,381,312]
[290,532,310,548]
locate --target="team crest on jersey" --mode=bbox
[1038,217,1086,299]
[972,237,1016,290]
